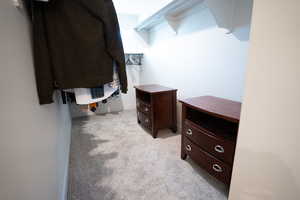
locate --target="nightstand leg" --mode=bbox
[181,150,187,160]
[152,129,158,139]
[171,91,178,134]
[170,126,177,133]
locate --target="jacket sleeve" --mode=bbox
[78,0,128,93]
[31,2,55,104]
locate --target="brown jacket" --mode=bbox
[27,0,127,104]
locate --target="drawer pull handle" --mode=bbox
[212,164,223,173]
[145,119,149,123]
[186,145,192,152]
[186,129,193,135]
[144,107,149,112]
[214,145,225,153]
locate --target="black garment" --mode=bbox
[27,0,127,105]
[91,86,104,99]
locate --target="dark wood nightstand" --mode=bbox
[180,96,241,185]
[134,84,177,138]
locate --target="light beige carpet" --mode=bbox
[68,110,228,200]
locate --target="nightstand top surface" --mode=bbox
[180,96,241,123]
[134,84,177,94]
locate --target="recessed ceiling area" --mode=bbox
[113,0,172,16]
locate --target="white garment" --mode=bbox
[74,84,118,105]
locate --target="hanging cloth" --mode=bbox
[26,0,128,105]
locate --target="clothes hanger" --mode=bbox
[12,0,49,11]
[12,0,23,9]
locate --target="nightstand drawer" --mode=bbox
[184,120,236,164]
[183,137,232,185]
[137,111,152,130]
[137,99,151,115]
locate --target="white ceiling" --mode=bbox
[113,0,172,16]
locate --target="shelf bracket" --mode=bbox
[205,0,237,34]
[134,29,150,45]
[164,16,180,35]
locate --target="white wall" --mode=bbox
[0,1,71,200]
[140,3,252,102]
[119,14,143,110]
[229,0,300,199]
